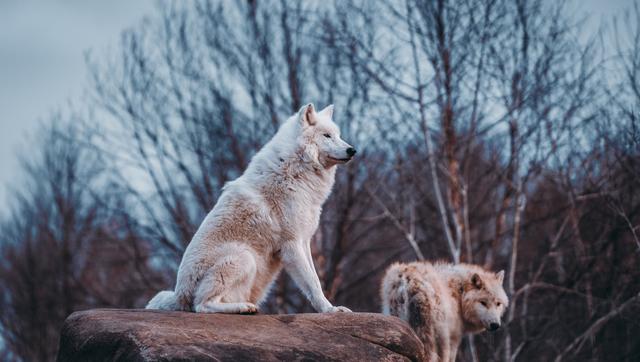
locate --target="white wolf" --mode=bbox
[381,261,508,362]
[146,103,356,314]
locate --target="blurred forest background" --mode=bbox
[1,0,639,361]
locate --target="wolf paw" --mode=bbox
[326,305,352,313]
[238,303,259,314]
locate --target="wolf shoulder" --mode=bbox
[190,179,278,245]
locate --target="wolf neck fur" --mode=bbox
[274,153,333,202]
[245,145,336,208]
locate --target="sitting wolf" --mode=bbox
[147,103,356,314]
[381,261,508,362]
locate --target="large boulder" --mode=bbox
[57,309,425,361]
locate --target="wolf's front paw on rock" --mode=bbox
[238,303,259,314]
[326,305,352,313]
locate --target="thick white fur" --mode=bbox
[146,103,354,314]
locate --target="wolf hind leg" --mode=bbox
[196,301,258,314]
[405,279,445,362]
[193,247,258,314]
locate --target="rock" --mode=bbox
[57,309,425,361]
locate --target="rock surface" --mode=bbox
[57,309,425,361]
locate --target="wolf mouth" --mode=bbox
[328,156,352,163]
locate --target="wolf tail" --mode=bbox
[145,290,181,310]
[381,263,410,318]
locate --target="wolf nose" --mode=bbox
[346,147,357,157]
[488,323,500,331]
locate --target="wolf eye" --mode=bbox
[496,302,502,307]
[323,133,331,138]
[481,301,488,307]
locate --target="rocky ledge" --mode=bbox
[57,309,425,361]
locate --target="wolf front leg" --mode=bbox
[282,241,351,313]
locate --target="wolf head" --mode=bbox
[461,269,508,333]
[296,103,356,168]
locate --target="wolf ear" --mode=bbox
[496,270,505,284]
[318,104,334,119]
[471,273,484,289]
[299,103,317,126]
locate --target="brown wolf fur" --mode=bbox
[381,261,508,361]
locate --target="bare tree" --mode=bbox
[0,116,161,361]
[1,1,640,361]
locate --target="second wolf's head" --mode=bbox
[294,103,356,168]
[461,269,509,333]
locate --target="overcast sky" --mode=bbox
[0,0,633,208]
[0,0,154,206]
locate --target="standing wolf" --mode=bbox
[381,261,508,362]
[146,103,356,314]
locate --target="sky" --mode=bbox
[0,0,154,206]
[0,0,634,208]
